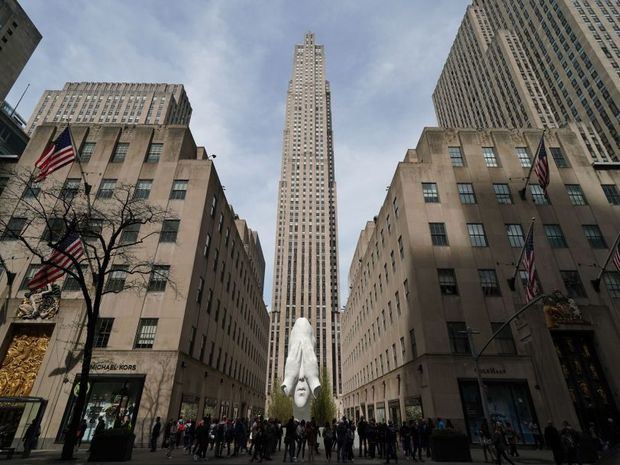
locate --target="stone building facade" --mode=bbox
[0,123,268,448]
[341,127,620,443]
[26,82,192,134]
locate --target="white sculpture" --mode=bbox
[281,317,321,420]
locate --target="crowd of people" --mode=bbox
[147,414,620,464]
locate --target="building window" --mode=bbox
[393,197,399,218]
[1,217,26,241]
[42,218,66,243]
[491,322,516,354]
[479,269,501,296]
[0,177,8,196]
[566,184,588,206]
[493,183,513,204]
[458,183,477,204]
[62,178,80,200]
[160,220,180,242]
[94,318,114,348]
[482,147,498,167]
[398,236,404,258]
[506,224,525,248]
[409,328,417,358]
[561,270,587,298]
[467,223,488,247]
[63,265,86,291]
[582,225,607,249]
[604,272,620,298]
[111,142,128,163]
[146,143,163,163]
[170,180,188,199]
[422,182,439,203]
[97,179,116,199]
[120,223,140,244]
[147,265,170,292]
[601,184,620,205]
[105,265,127,293]
[519,270,542,295]
[550,147,569,168]
[530,184,550,205]
[449,147,464,167]
[133,179,152,199]
[438,268,458,295]
[447,322,470,354]
[134,318,158,348]
[196,277,204,303]
[22,181,41,199]
[80,142,95,162]
[210,196,217,217]
[544,224,568,248]
[515,147,531,167]
[20,264,40,290]
[84,218,103,242]
[203,233,212,257]
[429,223,448,246]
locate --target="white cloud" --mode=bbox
[7,0,469,306]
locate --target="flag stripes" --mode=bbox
[533,136,549,192]
[522,226,538,302]
[29,232,84,290]
[34,127,76,182]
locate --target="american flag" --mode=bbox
[34,127,76,182]
[533,135,549,192]
[29,231,84,290]
[613,240,620,272]
[522,226,538,302]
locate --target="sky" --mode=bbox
[7,0,469,307]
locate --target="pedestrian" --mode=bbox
[400,421,411,458]
[560,421,582,465]
[336,417,347,462]
[306,420,317,462]
[76,418,88,449]
[479,419,494,463]
[151,417,162,452]
[492,423,515,465]
[504,423,519,457]
[346,420,355,462]
[195,418,209,460]
[167,420,178,458]
[251,423,264,463]
[419,419,431,459]
[323,422,334,462]
[296,419,306,460]
[94,417,105,438]
[384,421,398,464]
[411,420,422,462]
[284,417,296,462]
[358,416,368,457]
[544,421,563,465]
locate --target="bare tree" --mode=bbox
[0,168,175,459]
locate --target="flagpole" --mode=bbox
[518,131,546,200]
[507,217,536,290]
[591,231,620,292]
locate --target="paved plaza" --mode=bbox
[1,446,563,465]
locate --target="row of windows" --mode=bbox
[421,181,611,206]
[447,145,568,169]
[79,141,163,164]
[428,221,607,249]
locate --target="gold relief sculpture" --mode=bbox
[17,284,61,320]
[543,291,587,329]
[0,327,53,397]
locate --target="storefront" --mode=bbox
[458,379,538,444]
[57,375,145,443]
[404,396,423,421]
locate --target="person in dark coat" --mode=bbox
[150,417,161,452]
[544,422,563,465]
[196,418,210,459]
[358,417,368,457]
[384,421,398,464]
[283,417,296,462]
[323,422,335,462]
[492,423,515,465]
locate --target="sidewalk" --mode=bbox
[2,446,557,465]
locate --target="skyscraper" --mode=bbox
[433,0,619,162]
[267,33,341,396]
[26,82,192,133]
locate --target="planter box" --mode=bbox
[88,430,135,462]
[430,433,472,462]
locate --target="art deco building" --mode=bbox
[26,82,192,133]
[0,122,268,448]
[0,0,41,103]
[342,127,620,442]
[433,0,619,161]
[267,33,342,396]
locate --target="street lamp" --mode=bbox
[460,293,546,425]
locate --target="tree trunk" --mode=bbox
[61,311,97,459]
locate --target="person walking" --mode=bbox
[479,420,494,463]
[411,420,422,462]
[306,420,317,462]
[167,420,178,459]
[150,417,162,452]
[296,420,307,461]
[283,417,296,462]
[384,421,398,464]
[358,417,368,458]
[492,424,515,465]
[544,422,563,465]
[504,423,519,457]
[323,422,334,462]
[250,423,265,463]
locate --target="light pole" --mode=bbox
[461,294,546,425]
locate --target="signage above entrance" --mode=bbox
[90,362,137,371]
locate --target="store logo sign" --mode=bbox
[90,362,137,371]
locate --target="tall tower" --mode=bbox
[268,32,341,397]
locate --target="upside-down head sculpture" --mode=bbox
[281,317,321,420]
